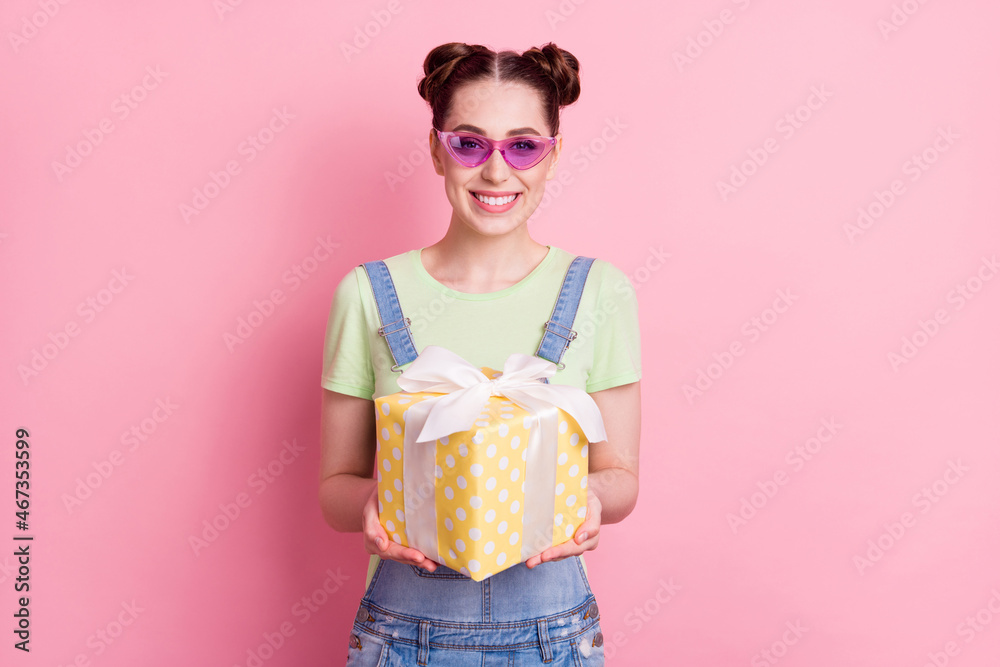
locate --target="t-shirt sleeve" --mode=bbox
[321,267,376,400]
[586,260,642,393]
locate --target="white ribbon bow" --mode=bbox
[393,345,607,575]
[397,345,608,444]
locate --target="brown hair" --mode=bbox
[417,42,581,137]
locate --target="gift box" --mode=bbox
[374,345,607,581]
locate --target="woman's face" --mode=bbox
[430,79,562,237]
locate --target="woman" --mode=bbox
[320,41,641,666]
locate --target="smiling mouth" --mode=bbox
[472,192,520,206]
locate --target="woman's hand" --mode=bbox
[524,487,602,569]
[362,483,439,572]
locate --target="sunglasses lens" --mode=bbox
[445,134,490,166]
[505,138,548,169]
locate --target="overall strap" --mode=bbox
[535,256,596,370]
[361,260,418,372]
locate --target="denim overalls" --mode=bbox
[344,256,606,666]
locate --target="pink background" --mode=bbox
[3,1,999,665]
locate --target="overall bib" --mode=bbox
[345,256,606,667]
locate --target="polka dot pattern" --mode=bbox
[373,368,590,582]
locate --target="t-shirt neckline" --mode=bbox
[411,245,556,301]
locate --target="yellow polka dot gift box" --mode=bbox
[374,345,608,582]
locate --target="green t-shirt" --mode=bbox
[320,245,642,587]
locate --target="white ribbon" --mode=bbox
[395,345,607,571]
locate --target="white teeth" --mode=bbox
[474,193,517,205]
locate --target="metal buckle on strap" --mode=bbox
[377,317,411,337]
[542,319,577,342]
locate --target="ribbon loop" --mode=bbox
[397,346,607,445]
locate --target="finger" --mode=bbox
[411,551,438,571]
[575,522,599,545]
[553,529,599,560]
[361,505,387,548]
[368,525,390,552]
[363,522,390,554]
[382,543,438,571]
[402,546,429,565]
[539,546,571,563]
[538,540,576,564]
[575,500,602,544]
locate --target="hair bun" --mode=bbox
[521,43,581,107]
[417,42,490,107]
